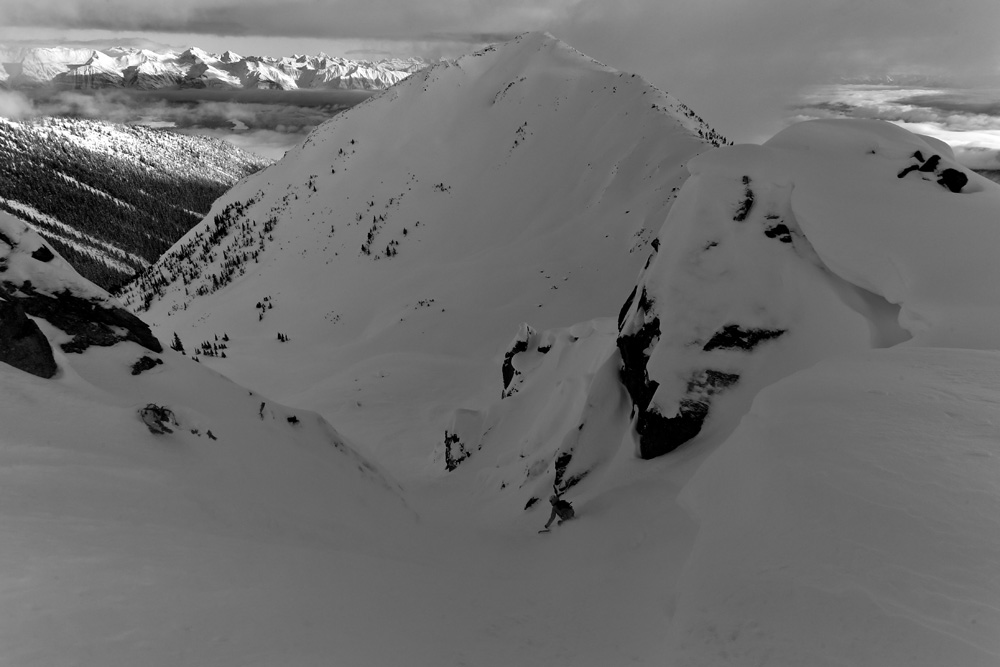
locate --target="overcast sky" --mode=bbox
[3,0,999,142]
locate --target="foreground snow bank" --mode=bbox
[668,347,1000,666]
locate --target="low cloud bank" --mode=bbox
[790,84,1000,170]
[0,87,368,158]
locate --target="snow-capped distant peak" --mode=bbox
[3,44,427,91]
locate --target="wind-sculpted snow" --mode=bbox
[615,119,997,459]
[668,349,1000,665]
[763,119,1000,349]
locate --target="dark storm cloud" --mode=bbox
[0,0,549,40]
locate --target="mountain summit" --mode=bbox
[121,31,727,471]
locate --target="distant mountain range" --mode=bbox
[0,45,426,91]
[0,116,269,289]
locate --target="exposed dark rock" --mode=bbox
[501,325,534,397]
[524,496,539,510]
[443,430,470,471]
[30,246,54,262]
[553,452,573,489]
[734,175,754,222]
[542,451,590,499]
[702,324,787,351]
[139,403,176,434]
[918,154,941,172]
[552,452,590,495]
[912,150,924,162]
[130,355,163,375]
[537,345,552,354]
[898,154,969,193]
[287,415,299,424]
[618,283,744,458]
[616,290,661,413]
[650,238,660,251]
[636,370,739,459]
[764,223,793,243]
[4,280,162,354]
[617,285,637,331]
[937,168,968,193]
[0,291,57,378]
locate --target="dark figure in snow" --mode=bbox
[542,494,575,531]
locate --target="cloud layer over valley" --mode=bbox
[0,87,370,159]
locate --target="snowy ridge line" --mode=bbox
[0,196,148,269]
[56,172,139,213]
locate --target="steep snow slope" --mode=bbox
[0,210,418,664]
[122,32,723,474]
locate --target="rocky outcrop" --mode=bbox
[0,289,57,378]
[733,175,755,221]
[501,323,536,398]
[632,369,739,459]
[439,408,485,471]
[130,355,163,375]
[4,280,161,354]
[702,325,786,352]
[613,287,738,459]
[898,152,970,193]
[937,168,969,193]
[616,291,743,458]
[138,403,177,434]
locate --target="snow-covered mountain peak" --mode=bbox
[121,31,723,477]
[219,49,243,64]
